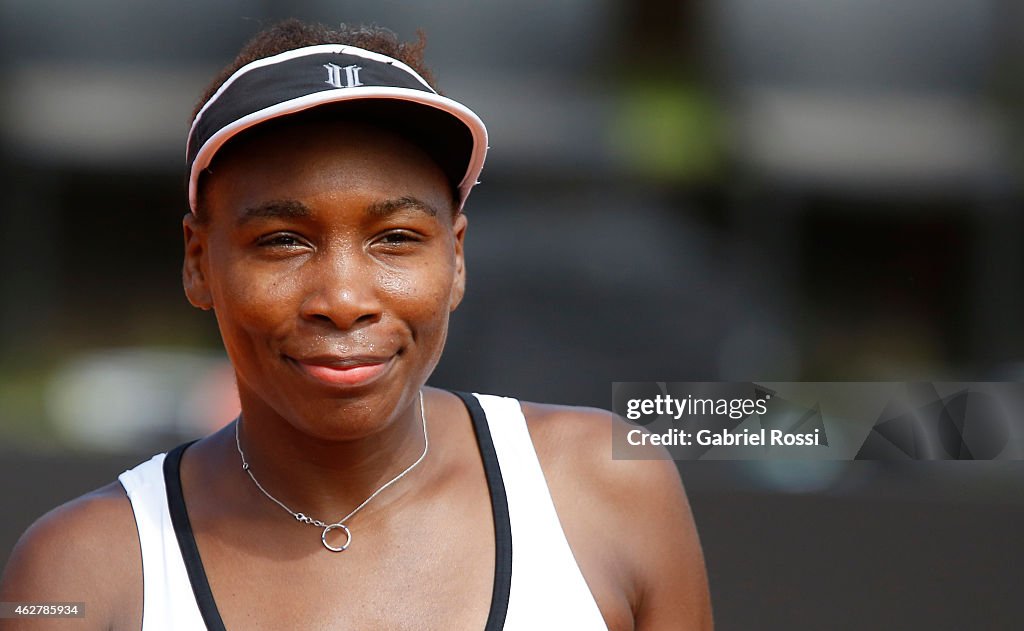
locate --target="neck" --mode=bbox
[231,386,430,523]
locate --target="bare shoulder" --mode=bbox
[519,401,687,508]
[521,401,714,630]
[0,482,141,630]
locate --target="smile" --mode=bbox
[288,354,395,388]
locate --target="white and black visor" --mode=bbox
[186,44,488,213]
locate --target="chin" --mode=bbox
[273,383,419,440]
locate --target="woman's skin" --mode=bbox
[0,118,712,631]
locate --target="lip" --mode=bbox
[288,354,395,388]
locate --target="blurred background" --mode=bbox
[1,0,1023,628]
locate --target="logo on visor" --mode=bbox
[324,63,363,89]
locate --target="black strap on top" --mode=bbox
[164,391,512,630]
[164,439,227,631]
[451,390,513,631]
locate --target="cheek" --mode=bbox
[209,251,301,342]
[380,258,456,332]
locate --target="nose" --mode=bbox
[299,246,383,330]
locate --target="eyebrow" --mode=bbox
[235,195,443,227]
[367,196,441,218]
[236,200,311,226]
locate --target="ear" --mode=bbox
[449,211,468,312]
[182,212,213,311]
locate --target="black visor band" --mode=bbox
[186,44,488,212]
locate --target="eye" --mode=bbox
[376,230,422,246]
[256,232,309,248]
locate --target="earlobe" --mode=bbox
[449,212,468,312]
[182,213,213,311]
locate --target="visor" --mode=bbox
[186,44,488,212]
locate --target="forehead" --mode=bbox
[199,115,457,222]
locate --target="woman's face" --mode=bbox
[182,119,467,438]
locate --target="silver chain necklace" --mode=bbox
[234,389,428,552]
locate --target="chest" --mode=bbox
[194,484,497,630]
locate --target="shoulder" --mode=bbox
[519,400,714,630]
[0,481,142,630]
[518,399,682,499]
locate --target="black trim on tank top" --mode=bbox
[163,391,512,630]
[164,439,227,631]
[452,390,513,631]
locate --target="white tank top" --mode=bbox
[118,392,609,630]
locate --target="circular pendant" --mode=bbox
[322,523,352,552]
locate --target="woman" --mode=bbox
[0,19,712,630]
